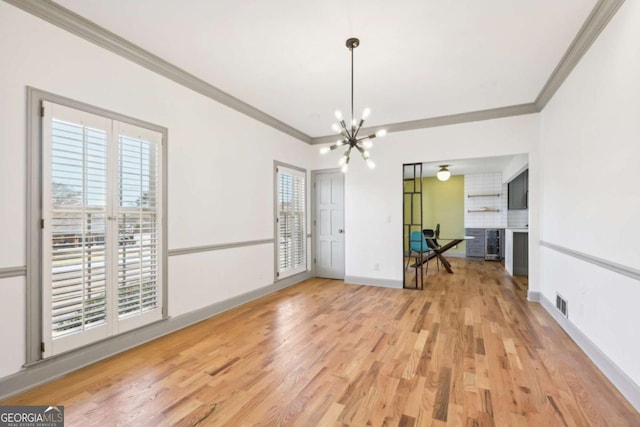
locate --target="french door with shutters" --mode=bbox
[41,101,163,358]
[276,165,306,279]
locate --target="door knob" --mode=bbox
[338,229,344,234]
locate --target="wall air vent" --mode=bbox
[556,293,568,318]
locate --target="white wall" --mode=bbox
[0,3,313,379]
[501,153,528,183]
[539,0,640,389]
[314,114,540,285]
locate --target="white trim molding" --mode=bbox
[0,271,311,401]
[527,291,541,302]
[3,0,311,144]
[534,0,625,109]
[3,0,625,143]
[541,240,640,282]
[344,275,403,289]
[538,295,640,412]
[0,266,26,279]
[168,239,274,256]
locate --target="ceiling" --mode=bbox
[404,155,523,179]
[52,0,598,138]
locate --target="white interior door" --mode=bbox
[314,171,345,279]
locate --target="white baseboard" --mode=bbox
[344,275,403,289]
[538,295,640,412]
[527,291,541,302]
[0,271,311,401]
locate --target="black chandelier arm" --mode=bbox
[351,43,354,125]
[338,120,352,138]
[353,118,365,139]
[356,134,376,143]
[344,146,353,163]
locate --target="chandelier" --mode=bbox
[319,37,386,173]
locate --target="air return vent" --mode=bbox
[556,293,568,318]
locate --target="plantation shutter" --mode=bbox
[42,103,111,356]
[41,102,163,357]
[115,123,163,332]
[276,166,306,278]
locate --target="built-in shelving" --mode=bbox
[467,193,501,198]
[468,208,500,213]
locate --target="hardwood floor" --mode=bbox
[3,259,639,426]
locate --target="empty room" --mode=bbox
[1,0,639,425]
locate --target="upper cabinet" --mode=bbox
[508,169,528,210]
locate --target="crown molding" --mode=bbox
[3,0,312,144]
[535,0,625,109]
[311,103,540,145]
[3,0,624,143]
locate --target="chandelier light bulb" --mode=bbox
[362,108,371,119]
[334,110,343,121]
[331,123,341,133]
[366,159,376,169]
[351,118,357,127]
[362,150,370,159]
[375,129,387,138]
[319,146,331,155]
[341,163,349,173]
[338,156,347,166]
[336,139,344,146]
[363,140,373,149]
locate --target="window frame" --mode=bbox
[273,161,308,281]
[26,87,168,364]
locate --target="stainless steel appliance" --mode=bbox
[485,229,502,261]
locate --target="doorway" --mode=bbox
[312,170,345,279]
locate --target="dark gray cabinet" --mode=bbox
[508,170,528,210]
[513,232,529,275]
[465,228,485,258]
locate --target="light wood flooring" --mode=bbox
[3,258,639,426]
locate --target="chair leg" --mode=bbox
[405,250,414,271]
[424,253,429,276]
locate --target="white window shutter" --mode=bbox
[41,102,163,356]
[276,166,306,279]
